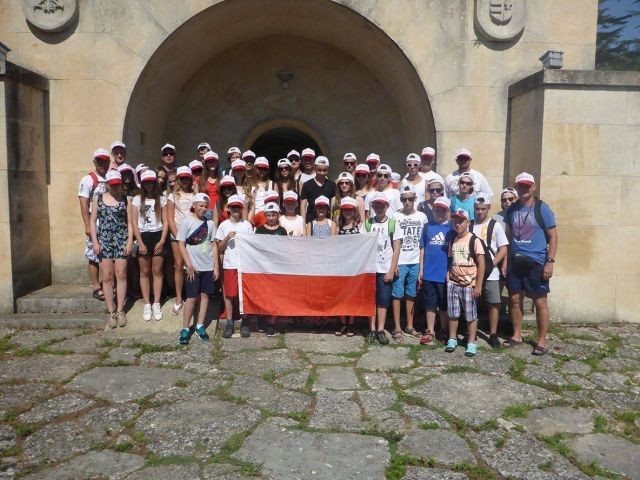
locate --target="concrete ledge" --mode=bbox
[0,313,104,329]
[0,61,49,91]
[17,284,106,314]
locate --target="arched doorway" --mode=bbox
[250,127,321,163]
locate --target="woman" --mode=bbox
[199,151,221,224]
[250,156,273,219]
[275,158,297,200]
[167,166,196,315]
[354,164,373,202]
[118,163,139,199]
[90,170,132,328]
[230,159,253,218]
[288,150,301,181]
[131,170,168,322]
[332,171,365,225]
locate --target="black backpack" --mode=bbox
[505,198,550,243]
[468,219,496,281]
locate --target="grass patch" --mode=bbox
[13,422,37,438]
[13,348,33,357]
[132,430,148,444]
[276,334,286,349]
[502,403,535,419]
[212,386,246,405]
[139,344,180,354]
[0,337,14,355]
[174,379,189,388]
[262,370,277,383]
[287,411,309,423]
[339,351,364,359]
[144,454,194,467]
[107,359,133,367]
[113,440,134,452]
[537,459,554,471]
[473,419,498,431]
[386,453,435,480]
[34,346,75,355]
[361,424,403,443]
[495,436,506,449]
[540,434,619,478]
[508,357,527,380]
[418,421,440,430]
[594,414,608,433]
[441,365,483,375]
[452,462,498,480]
[614,409,640,439]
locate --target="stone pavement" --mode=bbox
[0,322,639,479]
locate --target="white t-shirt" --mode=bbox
[167,191,196,230]
[132,195,167,233]
[78,173,107,211]
[367,217,405,273]
[472,218,508,281]
[252,180,273,213]
[364,188,403,219]
[395,210,428,265]
[445,168,493,198]
[215,219,254,269]
[299,172,315,185]
[279,215,306,236]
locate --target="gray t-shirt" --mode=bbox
[176,215,216,272]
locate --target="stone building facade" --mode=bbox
[0,0,638,322]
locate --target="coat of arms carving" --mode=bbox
[475,0,525,42]
[22,0,78,33]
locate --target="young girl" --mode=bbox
[275,158,297,199]
[118,163,139,199]
[332,172,365,225]
[354,164,373,202]
[167,166,196,315]
[90,170,133,328]
[176,193,219,345]
[250,157,273,218]
[306,196,334,237]
[156,167,167,193]
[131,170,168,322]
[199,151,221,224]
[287,150,301,181]
[279,191,305,236]
[189,159,204,186]
[166,170,177,195]
[217,175,237,224]
[231,159,253,218]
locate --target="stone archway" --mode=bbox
[123,0,435,172]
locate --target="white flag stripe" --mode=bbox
[236,233,377,276]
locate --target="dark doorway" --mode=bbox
[250,127,321,165]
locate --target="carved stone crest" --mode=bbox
[475,0,525,42]
[22,0,78,33]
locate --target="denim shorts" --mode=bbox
[376,272,392,308]
[392,264,419,299]
[506,262,550,296]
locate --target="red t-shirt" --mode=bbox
[204,179,220,210]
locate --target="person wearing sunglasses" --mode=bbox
[343,152,357,175]
[364,164,402,220]
[159,143,177,174]
[298,147,317,187]
[417,179,446,222]
[418,147,444,184]
[275,158,298,200]
[402,153,428,205]
[287,150,302,181]
[449,173,476,220]
[444,148,493,199]
[110,141,127,170]
[493,187,518,227]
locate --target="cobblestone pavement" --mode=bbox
[0,323,639,479]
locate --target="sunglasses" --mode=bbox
[377,173,390,179]
[338,181,351,186]
[344,161,356,166]
[162,152,175,156]
[279,166,291,171]
[501,197,517,202]
[459,181,473,186]
[407,163,419,168]
[428,188,443,194]
[400,197,416,202]
[355,173,367,177]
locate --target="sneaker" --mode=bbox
[488,334,501,349]
[256,317,266,333]
[178,328,190,345]
[107,312,118,329]
[222,324,234,339]
[171,302,184,316]
[465,343,477,357]
[142,304,152,322]
[195,325,209,341]
[365,330,376,343]
[152,303,163,321]
[117,311,127,327]
[376,330,390,345]
[240,325,251,338]
[266,326,276,337]
[445,338,457,353]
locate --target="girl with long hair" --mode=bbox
[250,157,273,219]
[332,172,365,225]
[230,159,253,219]
[274,158,297,200]
[198,151,221,225]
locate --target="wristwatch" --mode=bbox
[546,257,555,263]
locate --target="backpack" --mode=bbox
[365,217,396,240]
[468,219,496,281]
[506,197,550,243]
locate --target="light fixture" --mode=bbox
[539,50,563,69]
[277,69,294,89]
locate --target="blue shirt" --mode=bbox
[450,194,476,220]
[420,220,452,282]
[506,200,556,265]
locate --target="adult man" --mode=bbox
[419,147,444,184]
[197,142,211,159]
[444,149,493,198]
[364,164,402,219]
[78,148,110,300]
[504,172,558,356]
[110,141,126,170]
[160,143,177,173]
[343,152,357,175]
[471,193,509,348]
[300,156,336,223]
[298,148,316,185]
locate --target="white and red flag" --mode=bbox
[236,233,376,317]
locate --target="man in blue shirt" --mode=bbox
[504,172,558,356]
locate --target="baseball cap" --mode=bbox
[391,172,401,182]
[433,197,451,210]
[189,160,204,171]
[93,148,110,160]
[264,202,280,214]
[405,153,420,164]
[110,141,126,151]
[314,195,330,207]
[428,178,444,186]
[193,193,210,204]
[283,191,298,203]
[400,183,416,195]
[340,197,357,209]
[369,191,389,205]
[227,147,241,155]
[140,170,157,183]
[231,159,246,171]
[501,187,518,198]
[377,164,392,175]
[458,173,474,184]
[106,170,122,185]
[301,148,315,158]
[254,157,269,169]
[456,148,471,159]
[343,152,357,161]
[161,143,175,153]
[421,147,435,158]
[227,194,245,207]
[452,209,470,220]
[117,163,134,174]
[355,164,370,175]
[315,156,329,167]
[242,150,256,160]
[287,149,300,159]
[135,163,148,174]
[197,142,211,151]
[220,175,236,187]
[515,172,535,185]
[277,158,292,168]
[337,172,354,183]
[264,190,279,202]
[474,192,491,205]
[203,151,219,162]
[366,153,381,165]
[176,166,193,178]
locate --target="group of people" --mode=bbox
[78,141,558,355]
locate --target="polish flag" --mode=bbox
[236,233,377,316]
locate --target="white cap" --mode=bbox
[458,173,474,184]
[366,153,381,165]
[287,149,300,159]
[242,150,256,160]
[254,157,269,169]
[400,183,416,195]
[231,159,246,171]
[314,195,330,207]
[93,148,110,160]
[283,191,298,202]
[301,148,316,158]
[452,208,470,220]
[193,193,210,204]
[277,158,292,168]
[117,163,134,174]
[515,172,535,185]
[391,172,401,182]
[135,163,148,174]
[106,170,122,185]
[110,141,126,151]
[197,142,211,151]
[264,202,280,213]
[456,148,471,158]
[377,164,392,175]
[501,187,518,198]
[355,164,370,174]
[220,175,236,187]
[203,151,219,162]
[369,191,389,205]
[337,172,354,183]
[227,194,245,207]
[340,197,357,209]
[176,166,193,178]
[189,160,204,171]
[140,170,157,183]
[343,152,357,161]
[421,147,435,158]
[474,192,492,205]
[161,143,175,153]
[264,190,279,202]
[433,197,451,210]
[227,147,241,155]
[406,153,420,164]
[315,156,329,167]
[428,178,445,186]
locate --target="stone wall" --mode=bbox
[507,70,640,323]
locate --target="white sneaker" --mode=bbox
[142,304,152,322]
[152,303,163,321]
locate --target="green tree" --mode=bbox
[596,0,640,70]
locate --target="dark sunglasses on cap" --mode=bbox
[400,197,416,202]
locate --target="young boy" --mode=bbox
[391,184,427,342]
[418,196,452,344]
[215,194,254,339]
[446,209,485,357]
[177,193,219,345]
[365,192,403,345]
[471,193,508,348]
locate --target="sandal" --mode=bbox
[404,327,420,338]
[335,325,348,336]
[420,332,435,345]
[503,337,523,348]
[532,345,549,356]
[92,288,105,301]
[392,330,404,343]
[346,325,355,337]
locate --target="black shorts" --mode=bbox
[185,271,218,298]
[140,231,166,256]
[420,280,447,311]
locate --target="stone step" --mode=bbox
[17,284,106,314]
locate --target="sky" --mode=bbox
[600,0,640,42]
